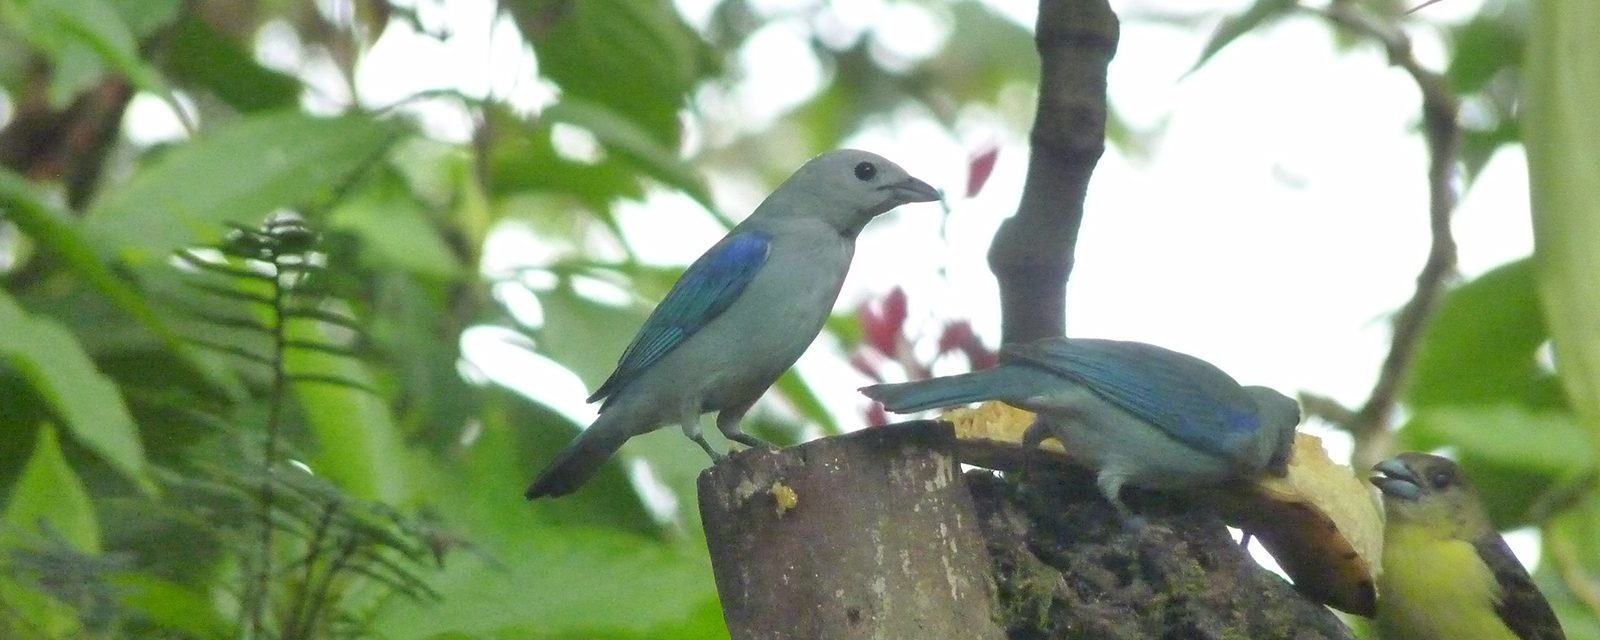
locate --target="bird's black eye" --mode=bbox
[854,161,877,181]
[1429,470,1453,489]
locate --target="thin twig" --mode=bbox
[284,500,340,640]
[249,249,291,638]
[297,536,362,639]
[1306,3,1461,469]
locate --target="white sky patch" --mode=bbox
[357,1,550,141]
[460,325,597,428]
[1502,526,1543,572]
[729,20,826,132]
[628,459,684,527]
[614,190,730,266]
[868,1,952,72]
[122,92,195,146]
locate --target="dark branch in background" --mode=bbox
[1305,3,1462,469]
[987,0,1118,344]
[0,74,132,209]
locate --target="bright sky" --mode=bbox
[126,0,1540,561]
[587,0,1527,463]
[286,0,1534,465]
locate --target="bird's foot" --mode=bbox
[726,432,777,451]
[690,434,727,462]
[1110,500,1148,533]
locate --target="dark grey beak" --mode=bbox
[1370,458,1422,501]
[883,176,941,204]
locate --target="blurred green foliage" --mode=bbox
[0,0,1594,638]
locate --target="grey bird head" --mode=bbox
[763,149,941,236]
[1243,385,1301,476]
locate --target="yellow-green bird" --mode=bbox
[1370,452,1565,640]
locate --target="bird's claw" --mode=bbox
[726,432,777,451]
[690,434,726,462]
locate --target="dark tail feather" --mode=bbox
[859,369,1015,414]
[525,427,629,500]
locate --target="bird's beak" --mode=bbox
[882,176,942,204]
[1370,458,1423,501]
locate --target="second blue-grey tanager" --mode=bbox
[859,337,1300,520]
[526,149,940,499]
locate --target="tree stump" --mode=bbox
[701,422,1356,639]
[699,422,1006,640]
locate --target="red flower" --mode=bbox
[966,145,999,198]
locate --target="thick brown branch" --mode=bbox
[987,0,1118,344]
[0,73,132,209]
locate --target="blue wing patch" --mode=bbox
[1008,339,1262,462]
[588,231,772,408]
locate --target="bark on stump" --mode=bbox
[699,422,1005,640]
[701,422,1356,639]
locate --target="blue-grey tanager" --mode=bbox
[859,338,1300,520]
[527,149,940,499]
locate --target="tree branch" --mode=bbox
[1308,4,1461,469]
[988,0,1118,344]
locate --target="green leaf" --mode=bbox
[367,391,715,638]
[121,580,225,634]
[1401,405,1592,474]
[773,369,841,436]
[0,292,153,493]
[327,168,466,280]
[83,111,398,264]
[1404,259,1557,408]
[0,425,101,637]
[111,0,182,38]
[544,99,713,208]
[915,3,1039,112]
[486,106,644,210]
[110,574,229,637]
[1187,0,1297,76]
[0,0,174,104]
[1,424,100,552]
[286,317,408,503]
[1446,15,1525,95]
[367,523,721,639]
[1526,0,1600,457]
[0,169,240,398]
[1461,119,1520,183]
[508,0,715,146]
[536,281,651,391]
[166,12,300,112]
[434,389,656,536]
[1399,405,1588,527]
[1539,497,1600,637]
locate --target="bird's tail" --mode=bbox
[860,368,1022,414]
[525,417,631,500]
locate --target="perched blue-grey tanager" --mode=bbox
[859,338,1300,520]
[527,149,940,499]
